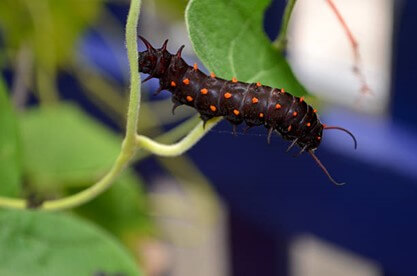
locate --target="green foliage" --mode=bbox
[0,0,150,273]
[19,103,152,238]
[0,0,312,274]
[0,0,103,67]
[186,0,309,96]
[0,78,22,197]
[154,0,188,21]
[0,210,141,276]
[75,171,153,239]
[19,104,121,192]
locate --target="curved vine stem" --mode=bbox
[136,117,222,157]
[0,0,221,211]
[273,0,297,52]
[0,0,142,211]
[135,114,201,161]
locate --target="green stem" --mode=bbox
[273,0,297,52]
[36,66,59,105]
[136,117,221,156]
[42,150,131,210]
[0,0,142,211]
[0,0,221,211]
[135,115,201,161]
[124,0,141,147]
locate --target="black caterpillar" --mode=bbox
[138,36,357,185]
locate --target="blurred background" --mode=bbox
[1,0,416,275]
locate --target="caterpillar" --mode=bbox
[138,36,357,185]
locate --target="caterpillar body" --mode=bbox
[138,36,357,185]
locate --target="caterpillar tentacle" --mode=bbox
[309,150,345,186]
[138,37,356,185]
[323,126,357,149]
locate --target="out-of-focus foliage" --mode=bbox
[0,81,145,273]
[0,210,141,276]
[0,0,103,67]
[19,104,121,192]
[186,0,309,97]
[75,171,153,240]
[0,78,22,197]
[0,0,105,103]
[19,103,153,239]
[153,0,188,21]
[0,0,167,272]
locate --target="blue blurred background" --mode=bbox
[2,0,417,275]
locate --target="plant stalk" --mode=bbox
[273,0,297,52]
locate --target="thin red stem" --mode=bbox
[325,0,372,99]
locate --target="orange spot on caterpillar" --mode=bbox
[233,109,240,116]
[280,88,285,93]
[306,122,311,127]
[313,109,317,113]
[259,113,264,118]
[183,78,190,85]
[210,105,217,112]
[224,92,232,99]
[252,97,259,104]
[186,96,193,102]
[293,111,298,117]
[287,125,292,131]
[256,82,261,87]
[210,72,216,78]
[317,136,321,140]
[232,77,238,83]
[275,103,281,109]
[200,88,208,95]
[299,97,304,103]
[170,81,176,87]
[193,63,198,70]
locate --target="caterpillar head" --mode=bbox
[294,124,323,152]
[308,124,357,186]
[138,36,172,77]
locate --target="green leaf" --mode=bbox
[74,171,153,239]
[0,210,141,276]
[20,103,153,242]
[0,77,22,196]
[186,0,308,96]
[20,103,121,192]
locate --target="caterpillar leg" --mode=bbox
[286,138,299,152]
[153,86,164,96]
[226,121,239,136]
[142,75,153,83]
[200,114,214,129]
[172,101,182,115]
[293,145,308,157]
[232,124,238,136]
[267,127,274,144]
[244,125,253,133]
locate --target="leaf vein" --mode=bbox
[227,16,254,78]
